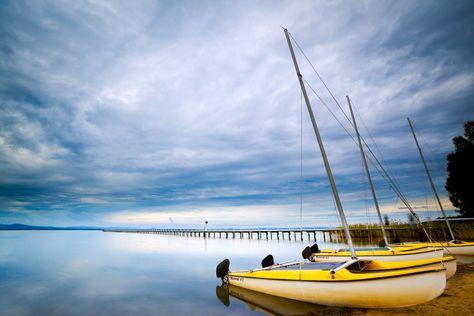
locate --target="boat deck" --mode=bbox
[271,261,345,271]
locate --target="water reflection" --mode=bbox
[216,283,359,315]
[0,231,344,316]
[215,284,230,307]
[1,231,471,315]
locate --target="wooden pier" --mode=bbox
[103,228,333,241]
[102,219,474,243]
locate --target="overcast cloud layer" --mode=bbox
[1,0,473,227]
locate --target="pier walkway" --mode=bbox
[102,228,339,241]
[102,220,474,242]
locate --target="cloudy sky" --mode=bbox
[1,0,473,228]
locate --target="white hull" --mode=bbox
[228,270,446,308]
[396,242,474,256]
[443,245,474,256]
[442,259,457,279]
[453,255,474,265]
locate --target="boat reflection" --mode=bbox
[216,283,357,315]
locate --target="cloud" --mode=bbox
[0,0,473,226]
[79,197,107,204]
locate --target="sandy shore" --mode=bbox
[366,263,474,316]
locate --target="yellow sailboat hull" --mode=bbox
[228,261,446,308]
[363,255,456,279]
[311,248,455,278]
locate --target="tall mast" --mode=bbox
[284,29,356,259]
[347,96,389,247]
[407,117,455,240]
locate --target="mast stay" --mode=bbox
[286,33,434,242]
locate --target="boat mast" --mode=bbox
[346,96,389,247]
[284,29,357,259]
[407,117,455,241]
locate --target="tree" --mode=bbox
[445,121,474,217]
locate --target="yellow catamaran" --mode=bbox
[216,28,449,308]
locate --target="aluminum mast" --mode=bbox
[284,29,357,259]
[347,96,389,247]
[407,117,455,240]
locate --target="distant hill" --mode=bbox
[0,223,102,230]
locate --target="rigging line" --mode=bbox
[351,103,385,164]
[288,30,410,205]
[362,150,372,245]
[304,79,408,205]
[300,90,303,232]
[422,143,447,175]
[351,101,405,193]
[305,80,410,215]
[304,79,356,140]
[408,122,446,209]
[353,105,386,164]
[407,123,449,244]
[330,192,341,250]
[413,124,447,180]
[423,151,447,180]
[297,59,411,208]
[370,154,429,237]
[304,80,401,199]
[288,32,354,128]
[304,80,431,238]
[331,196,341,250]
[289,32,432,240]
[425,184,432,234]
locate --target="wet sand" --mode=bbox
[366,263,474,316]
[307,263,474,315]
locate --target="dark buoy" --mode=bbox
[310,243,320,253]
[378,239,386,248]
[261,254,274,268]
[216,259,230,281]
[392,237,401,244]
[302,246,312,260]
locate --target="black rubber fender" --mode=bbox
[261,254,274,268]
[310,243,320,253]
[302,246,312,260]
[216,259,230,280]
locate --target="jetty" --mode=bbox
[103,228,327,241]
[103,218,474,242]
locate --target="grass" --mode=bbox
[340,220,474,241]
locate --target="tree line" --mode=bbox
[446,121,473,217]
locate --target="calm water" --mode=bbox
[0,231,361,316]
